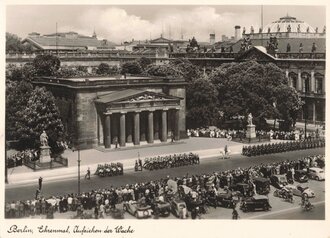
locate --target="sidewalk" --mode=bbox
[5,137,272,188]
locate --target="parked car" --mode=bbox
[270,175,288,189]
[153,200,171,217]
[308,167,325,181]
[240,195,271,212]
[216,192,238,208]
[253,177,271,195]
[230,183,253,197]
[123,201,153,219]
[284,184,315,198]
[170,199,188,218]
[294,170,308,183]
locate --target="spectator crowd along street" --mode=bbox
[5,154,324,219]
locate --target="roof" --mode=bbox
[262,15,316,34]
[22,35,116,50]
[95,89,144,103]
[150,36,172,44]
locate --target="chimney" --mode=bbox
[210,33,215,44]
[235,25,241,41]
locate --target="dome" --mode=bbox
[262,15,316,34]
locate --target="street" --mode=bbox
[5,147,325,220]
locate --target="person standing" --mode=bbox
[38,177,43,191]
[85,167,91,180]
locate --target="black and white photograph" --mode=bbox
[1,2,329,238]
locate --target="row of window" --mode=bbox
[288,72,324,94]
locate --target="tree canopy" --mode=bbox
[6,32,33,53]
[186,77,219,128]
[33,54,61,76]
[13,86,65,150]
[121,61,142,75]
[209,61,302,129]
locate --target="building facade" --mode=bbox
[32,76,187,149]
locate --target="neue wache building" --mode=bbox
[33,76,186,149]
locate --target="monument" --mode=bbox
[39,130,52,163]
[246,113,256,139]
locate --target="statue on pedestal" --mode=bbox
[40,130,49,146]
[246,113,256,139]
[247,113,253,125]
[39,130,51,163]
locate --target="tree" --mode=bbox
[6,32,33,53]
[186,77,219,128]
[6,81,34,141]
[33,54,60,76]
[121,61,142,75]
[6,63,36,82]
[15,87,65,150]
[169,58,201,82]
[96,63,110,75]
[209,61,301,130]
[138,57,152,71]
[146,64,182,77]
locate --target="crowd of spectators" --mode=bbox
[5,154,324,219]
[7,149,39,168]
[187,128,322,141]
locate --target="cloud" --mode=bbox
[58,6,260,43]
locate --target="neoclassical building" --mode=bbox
[32,76,186,149]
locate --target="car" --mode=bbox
[216,192,238,208]
[170,199,188,218]
[270,175,288,189]
[308,167,325,181]
[153,200,171,217]
[240,195,271,212]
[284,184,315,198]
[230,183,253,197]
[253,177,271,195]
[123,200,153,219]
[294,170,309,183]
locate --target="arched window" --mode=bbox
[301,72,310,93]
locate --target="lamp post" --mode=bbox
[72,146,81,195]
[77,148,81,194]
[5,141,8,184]
[304,79,308,140]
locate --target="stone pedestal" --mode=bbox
[246,124,256,139]
[39,146,52,163]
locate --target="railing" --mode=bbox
[22,155,68,171]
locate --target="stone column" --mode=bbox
[174,109,180,141]
[126,113,133,143]
[311,70,315,93]
[297,70,302,91]
[161,110,168,142]
[134,112,140,145]
[104,114,111,148]
[312,101,316,123]
[154,111,160,140]
[148,110,154,143]
[120,112,126,147]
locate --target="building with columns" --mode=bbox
[170,15,326,124]
[32,76,186,149]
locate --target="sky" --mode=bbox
[6,5,326,44]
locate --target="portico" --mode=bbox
[95,89,182,148]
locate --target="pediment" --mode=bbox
[95,89,181,105]
[236,46,276,62]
